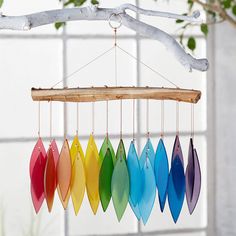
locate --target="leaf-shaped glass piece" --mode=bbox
[85,134,100,214]
[99,136,116,166]
[57,139,72,201]
[116,139,126,161]
[127,141,142,206]
[71,150,86,215]
[186,138,201,214]
[57,185,70,209]
[129,199,141,221]
[31,152,46,214]
[51,139,60,165]
[111,140,129,221]
[44,146,56,212]
[186,138,194,201]
[154,138,169,212]
[99,148,114,212]
[71,135,85,165]
[30,138,46,178]
[168,135,185,223]
[139,158,156,225]
[30,138,47,213]
[140,138,155,170]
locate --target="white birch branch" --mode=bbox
[0,4,209,71]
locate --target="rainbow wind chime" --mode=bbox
[29,88,201,225]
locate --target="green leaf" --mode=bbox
[74,0,87,6]
[55,22,66,30]
[179,33,184,46]
[232,5,236,15]
[187,37,196,51]
[0,0,3,8]
[64,0,87,7]
[91,0,99,4]
[200,23,208,36]
[207,10,216,18]
[222,0,232,9]
[188,0,194,10]
[176,19,184,23]
[175,13,187,23]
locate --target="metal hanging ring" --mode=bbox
[108,13,123,29]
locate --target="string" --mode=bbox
[106,100,109,140]
[146,99,150,139]
[76,103,79,136]
[132,99,135,142]
[113,26,122,141]
[176,101,179,136]
[114,29,118,87]
[191,103,194,139]
[145,99,150,167]
[92,101,95,135]
[38,101,41,137]
[51,46,114,88]
[120,100,123,140]
[161,100,165,138]
[50,101,52,142]
[116,45,179,88]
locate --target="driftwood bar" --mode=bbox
[31,87,201,104]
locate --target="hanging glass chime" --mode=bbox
[29,14,202,225]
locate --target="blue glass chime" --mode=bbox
[125,101,202,224]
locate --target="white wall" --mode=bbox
[209,22,236,236]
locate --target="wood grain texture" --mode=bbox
[31,87,201,104]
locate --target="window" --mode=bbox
[0,0,207,236]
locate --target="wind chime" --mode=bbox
[29,13,202,224]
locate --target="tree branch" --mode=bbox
[0,4,209,71]
[118,4,202,22]
[192,0,236,27]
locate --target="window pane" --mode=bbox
[66,39,137,136]
[0,39,64,138]
[139,38,206,133]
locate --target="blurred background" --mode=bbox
[0,0,235,235]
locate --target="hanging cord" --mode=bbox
[110,15,123,142]
[92,101,95,135]
[116,45,179,88]
[51,46,114,88]
[146,99,150,139]
[191,103,194,140]
[76,103,79,136]
[145,99,150,167]
[106,100,109,142]
[49,101,52,142]
[114,29,118,86]
[161,100,165,138]
[132,99,135,142]
[38,101,41,137]
[120,100,123,140]
[176,101,179,136]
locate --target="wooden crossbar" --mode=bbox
[31,87,201,104]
